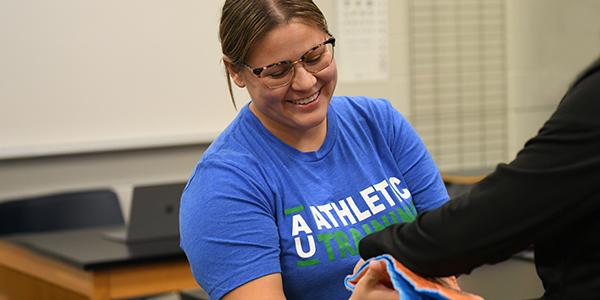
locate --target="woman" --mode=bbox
[179,1,450,299]
[353,54,600,300]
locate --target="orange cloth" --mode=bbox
[345,254,484,300]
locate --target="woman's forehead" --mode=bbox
[245,20,326,67]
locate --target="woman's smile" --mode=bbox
[289,90,320,106]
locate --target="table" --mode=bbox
[0,226,200,300]
[441,169,493,185]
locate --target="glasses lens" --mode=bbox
[258,39,335,89]
[261,63,294,88]
[304,42,334,73]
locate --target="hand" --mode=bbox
[353,258,365,275]
[430,275,460,291]
[349,260,399,300]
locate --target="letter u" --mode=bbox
[295,235,316,258]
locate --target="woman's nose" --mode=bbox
[290,64,317,91]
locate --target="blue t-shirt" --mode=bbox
[180,96,449,300]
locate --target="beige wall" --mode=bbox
[321,0,600,169]
[506,0,600,158]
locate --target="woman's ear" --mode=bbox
[223,56,246,88]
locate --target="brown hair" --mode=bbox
[219,0,329,108]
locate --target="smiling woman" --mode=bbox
[178,1,451,300]
[226,20,337,152]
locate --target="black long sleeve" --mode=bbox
[359,60,600,299]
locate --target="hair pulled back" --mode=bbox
[219,0,329,108]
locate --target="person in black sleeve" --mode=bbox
[351,54,600,300]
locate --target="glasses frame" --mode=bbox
[242,35,336,89]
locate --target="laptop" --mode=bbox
[104,182,186,243]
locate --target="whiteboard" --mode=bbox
[0,1,248,159]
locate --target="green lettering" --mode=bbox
[389,211,399,224]
[297,259,320,267]
[317,233,335,261]
[285,205,305,215]
[381,215,391,227]
[410,200,418,216]
[350,228,364,250]
[404,204,415,218]
[333,231,358,258]
[370,220,385,232]
[396,207,415,222]
[361,224,372,235]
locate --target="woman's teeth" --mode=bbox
[291,92,318,105]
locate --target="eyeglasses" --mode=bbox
[243,35,336,89]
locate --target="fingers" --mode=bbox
[435,275,461,291]
[362,260,385,285]
[353,258,366,275]
[349,260,399,300]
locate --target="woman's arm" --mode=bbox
[222,273,287,300]
[180,156,283,300]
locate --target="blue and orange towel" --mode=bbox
[345,254,484,300]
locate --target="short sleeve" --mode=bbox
[384,99,449,212]
[179,154,281,300]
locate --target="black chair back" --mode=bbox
[0,189,124,235]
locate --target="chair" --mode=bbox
[441,169,491,199]
[180,289,209,300]
[0,189,124,235]
[444,181,476,199]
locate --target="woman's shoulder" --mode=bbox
[187,137,269,199]
[331,95,394,111]
[330,95,407,126]
[197,107,266,170]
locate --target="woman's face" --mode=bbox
[227,20,337,139]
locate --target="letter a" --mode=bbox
[292,214,313,236]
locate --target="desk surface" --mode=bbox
[1,226,198,300]
[1,226,185,270]
[441,168,494,185]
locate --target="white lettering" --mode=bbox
[346,196,371,221]
[318,204,340,228]
[310,206,332,230]
[332,199,357,226]
[390,177,411,200]
[373,180,395,206]
[292,214,313,236]
[361,186,386,215]
[295,235,316,258]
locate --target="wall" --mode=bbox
[506,0,600,158]
[404,0,508,172]
[1,0,599,216]
[0,144,207,221]
[0,1,244,159]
